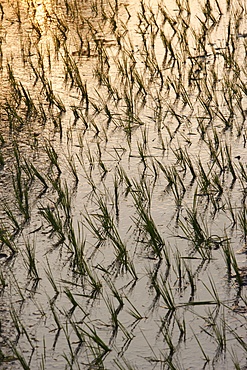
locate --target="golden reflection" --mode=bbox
[24,0,54,34]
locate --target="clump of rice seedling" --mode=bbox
[79,321,111,364]
[39,204,65,247]
[11,146,30,222]
[44,142,61,175]
[131,179,166,259]
[0,225,17,255]
[225,144,236,181]
[10,304,35,350]
[178,208,211,259]
[238,203,247,243]
[2,202,20,234]
[85,194,137,279]
[22,238,40,281]
[44,258,59,298]
[28,162,48,192]
[67,220,86,274]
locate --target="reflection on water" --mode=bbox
[0,0,247,369]
[27,0,53,32]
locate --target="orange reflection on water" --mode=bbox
[24,0,53,34]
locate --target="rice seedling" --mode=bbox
[44,142,61,175]
[28,162,48,192]
[103,294,120,337]
[44,79,66,114]
[39,205,65,247]
[83,209,107,248]
[206,139,224,173]
[4,100,25,131]
[6,63,22,103]
[173,249,184,291]
[22,238,40,282]
[230,349,242,370]
[19,82,37,119]
[44,258,59,298]
[8,269,25,302]
[201,275,221,307]
[125,295,144,323]
[159,278,176,312]
[225,144,237,181]
[64,288,80,317]
[12,304,35,350]
[226,324,247,356]
[131,189,165,259]
[131,177,166,258]
[9,305,22,343]
[238,204,247,243]
[56,180,73,226]
[64,151,79,185]
[212,315,227,354]
[105,277,124,309]
[84,262,103,298]
[161,327,177,360]
[236,160,247,189]
[81,322,111,355]
[183,260,196,298]
[50,304,63,349]
[88,195,137,277]
[12,177,30,222]
[62,322,82,369]
[196,160,212,195]
[0,225,17,255]
[178,206,215,260]
[67,221,86,274]
[8,344,30,370]
[69,316,86,346]
[2,202,20,234]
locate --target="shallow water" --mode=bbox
[0,0,247,369]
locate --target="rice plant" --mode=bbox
[22,238,40,281]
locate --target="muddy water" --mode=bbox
[0,0,247,369]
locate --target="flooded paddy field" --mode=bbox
[0,0,247,369]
